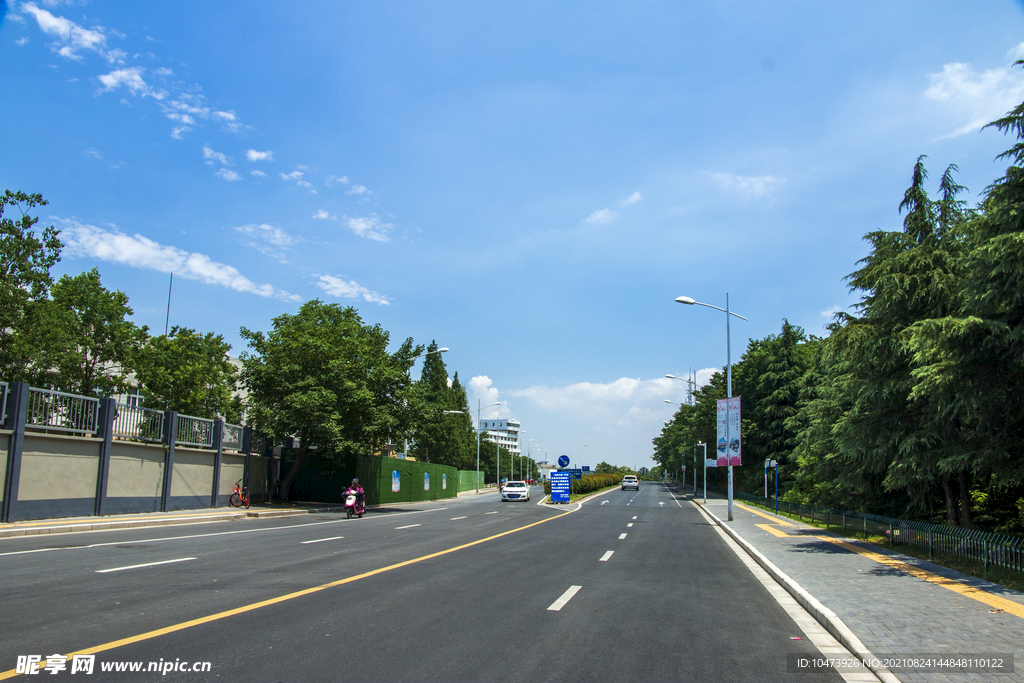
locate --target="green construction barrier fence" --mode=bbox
[457,470,483,492]
[282,449,458,506]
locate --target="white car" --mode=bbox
[501,481,531,502]
[621,475,639,491]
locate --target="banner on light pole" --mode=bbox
[716,397,742,467]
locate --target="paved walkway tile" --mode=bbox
[698,496,1024,683]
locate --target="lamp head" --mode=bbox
[675,296,696,305]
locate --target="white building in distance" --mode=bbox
[479,418,520,456]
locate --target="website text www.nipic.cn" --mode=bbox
[16,655,213,675]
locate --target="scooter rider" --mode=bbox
[349,478,364,503]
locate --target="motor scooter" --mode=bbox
[344,487,365,518]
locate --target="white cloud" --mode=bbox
[312,209,334,220]
[246,149,274,162]
[234,223,295,248]
[345,185,370,195]
[280,170,304,181]
[821,305,843,319]
[215,168,241,181]
[325,175,349,187]
[584,208,616,225]
[316,275,391,305]
[21,2,113,62]
[153,66,173,77]
[84,148,101,159]
[15,36,30,46]
[345,215,393,242]
[203,145,229,165]
[250,170,267,177]
[624,191,643,205]
[234,223,296,261]
[97,66,150,95]
[213,110,237,122]
[924,46,1024,139]
[709,172,786,198]
[170,126,191,139]
[60,219,300,301]
[468,376,504,418]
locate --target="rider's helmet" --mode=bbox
[351,478,360,488]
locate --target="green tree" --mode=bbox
[27,268,148,396]
[136,327,239,421]
[819,156,969,519]
[906,93,1024,525]
[0,190,62,380]
[239,300,419,500]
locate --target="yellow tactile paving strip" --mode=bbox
[737,502,1024,620]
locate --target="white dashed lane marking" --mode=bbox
[547,586,582,611]
[618,533,627,540]
[97,558,196,574]
[599,551,614,562]
[301,536,343,544]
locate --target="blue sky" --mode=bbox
[3,1,1024,470]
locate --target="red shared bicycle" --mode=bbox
[229,479,250,509]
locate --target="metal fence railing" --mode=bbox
[717,487,1024,576]
[250,432,266,455]
[222,423,243,451]
[112,403,164,443]
[175,414,214,448]
[0,381,8,426]
[26,387,99,435]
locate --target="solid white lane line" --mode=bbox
[0,508,449,558]
[96,557,196,573]
[485,511,498,515]
[450,516,467,520]
[599,551,614,562]
[547,585,583,611]
[627,523,634,527]
[618,533,627,540]
[301,536,344,544]
[395,524,421,530]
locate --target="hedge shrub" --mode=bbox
[544,473,623,497]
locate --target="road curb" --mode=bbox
[695,501,901,683]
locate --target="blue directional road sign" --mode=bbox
[564,468,583,480]
[581,466,590,472]
[557,455,570,468]
[549,471,571,503]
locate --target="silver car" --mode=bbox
[501,481,531,502]
[621,475,639,491]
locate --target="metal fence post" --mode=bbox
[2,382,30,523]
[929,530,933,562]
[890,522,894,547]
[94,397,116,517]
[210,419,224,508]
[161,411,177,512]
[984,539,989,577]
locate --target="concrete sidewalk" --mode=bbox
[692,491,1024,682]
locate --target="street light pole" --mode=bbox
[676,294,747,521]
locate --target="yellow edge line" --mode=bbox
[738,503,795,526]
[1,509,574,679]
[735,503,1024,620]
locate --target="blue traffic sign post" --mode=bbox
[550,471,571,503]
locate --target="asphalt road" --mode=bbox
[1,483,842,682]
